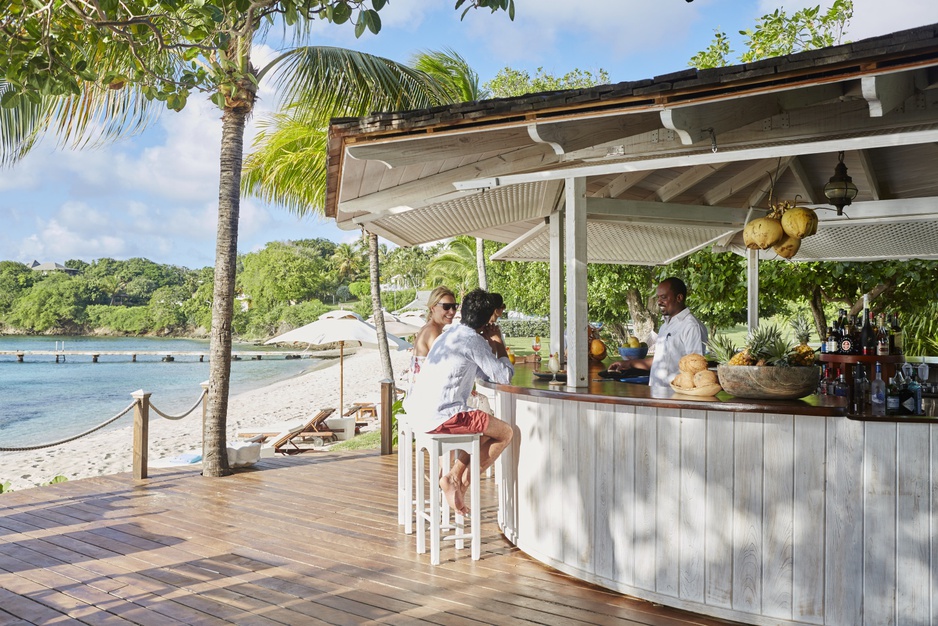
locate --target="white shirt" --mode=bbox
[649,308,708,387]
[403,323,514,433]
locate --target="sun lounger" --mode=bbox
[238,408,337,454]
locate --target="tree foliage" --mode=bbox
[485,67,610,98]
[690,0,853,69]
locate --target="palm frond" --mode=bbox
[242,114,328,217]
[410,48,488,103]
[267,46,448,116]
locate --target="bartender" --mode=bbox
[608,277,708,386]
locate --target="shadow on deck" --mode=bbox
[0,451,738,625]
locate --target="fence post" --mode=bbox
[131,389,151,480]
[200,380,209,423]
[380,379,393,455]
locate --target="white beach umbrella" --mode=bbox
[318,309,362,320]
[265,318,411,415]
[367,310,423,337]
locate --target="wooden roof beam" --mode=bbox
[862,72,916,117]
[656,163,728,202]
[702,157,791,207]
[855,149,884,200]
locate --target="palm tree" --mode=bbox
[2,4,512,478]
[426,237,479,299]
[411,49,490,291]
[242,48,490,380]
[331,242,365,284]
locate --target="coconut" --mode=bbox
[773,233,802,259]
[694,369,719,387]
[672,372,696,389]
[780,206,818,239]
[743,217,784,249]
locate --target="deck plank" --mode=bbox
[0,450,741,625]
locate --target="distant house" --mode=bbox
[28,260,80,275]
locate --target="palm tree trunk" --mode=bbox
[203,105,250,478]
[476,237,487,290]
[368,230,394,382]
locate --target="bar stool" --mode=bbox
[413,431,481,565]
[397,412,415,533]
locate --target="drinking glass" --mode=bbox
[531,336,541,362]
[548,353,562,385]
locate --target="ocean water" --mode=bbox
[0,336,319,448]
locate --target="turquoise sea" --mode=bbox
[0,336,319,448]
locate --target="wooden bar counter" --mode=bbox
[478,363,937,626]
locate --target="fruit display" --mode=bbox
[588,326,607,362]
[709,321,820,400]
[742,200,819,260]
[709,321,815,367]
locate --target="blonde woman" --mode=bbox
[414,286,458,358]
[407,287,457,392]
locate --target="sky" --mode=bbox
[2,0,938,270]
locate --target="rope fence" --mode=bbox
[149,389,207,421]
[0,401,137,452]
[2,381,209,482]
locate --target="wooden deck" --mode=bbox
[0,450,740,625]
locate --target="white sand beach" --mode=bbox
[0,349,411,492]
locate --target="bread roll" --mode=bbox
[678,353,708,374]
[693,369,718,387]
[672,371,695,389]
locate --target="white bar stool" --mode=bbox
[414,431,481,565]
[397,413,415,533]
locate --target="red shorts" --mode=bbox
[429,410,490,435]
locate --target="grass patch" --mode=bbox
[330,430,381,451]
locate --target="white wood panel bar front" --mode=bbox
[492,388,937,626]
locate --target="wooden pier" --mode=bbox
[0,350,308,363]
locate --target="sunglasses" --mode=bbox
[437,303,459,311]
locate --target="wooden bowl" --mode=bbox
[717,365,819,400]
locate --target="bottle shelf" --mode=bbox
[818,353,905,365]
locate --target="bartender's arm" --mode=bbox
[608,355,653,372]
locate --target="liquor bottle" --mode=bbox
[852,364,870,415]
[839,316,856,355]
[818,364,831,395]
[833,369,849,398]
[826,326,839,354]
[827,369,840,396]
[876,314,890,357]
[860,304,875,356]
[870,362,886,416]
[907,367,923,415]
[886,313,896,354]
[885,377,901,416]
[892,312,904,355]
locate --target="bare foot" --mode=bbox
[440,474,469,515]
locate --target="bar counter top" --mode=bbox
[482,361,938,421]
[482,361,847,417]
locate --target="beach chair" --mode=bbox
[238,408,337,451]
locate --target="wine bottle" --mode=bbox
[860,298,875,355]
[876,314,889,356]
[892,312,904,355]
[852,364,870,414]
[870,362,886,416]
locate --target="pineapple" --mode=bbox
[788,315,816,366]
[708,333,739,365]
[730,323,786,366]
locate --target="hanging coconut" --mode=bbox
[773,232,801,259]
[743,216,784,249]
[780,206,818,239]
